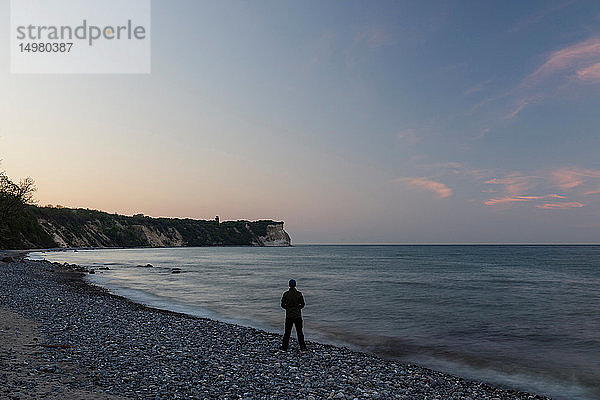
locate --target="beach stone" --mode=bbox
[0,258,556,400]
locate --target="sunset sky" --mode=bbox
[2,1,600,243]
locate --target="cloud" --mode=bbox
[302,31,337,73]
[349,25,392,58]
[507,36,600,118]
[537,202,584,209]
[577,62,600,82]
[464,79,492,96]
[552,167,600,190]
[411,163,596,210]
[359,25,389,49]
[422,162,494,181]
[396,129,420,145]
[524,36,600,85]
[397,177,452,198]
[505,97,538,120]
[480,166,600,209]
[484,174,538,194]
[508,1,574,34]
[552,168,585,189]
[484,194,564,206]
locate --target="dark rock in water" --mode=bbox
[98,267,110,271]
[171,268,182,274]
[89,269,95,274]
[1,256,15,263]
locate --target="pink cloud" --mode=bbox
[484,194,564,206]
[505,104,525,120]
[466,96,496,116]
[484,174,538,194]
[397,177,452,198]
[552,169,584,189]
[300,31,337,75]
[526,36,600,85]
[537,202,584,209]
[396,129,420,145]
[507,36,600,118]
[577,62,600,82]
[363,26,388,49]
[508,1,574,34]
[442,163,493,180]
[421,162,494,182]
[413,163,598,209]
[552,167,600,190]
[480,167,600,208]
[505,95,546,120]
[352,25,391,50]
[464,79,492,96]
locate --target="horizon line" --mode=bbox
[293,242,600,246]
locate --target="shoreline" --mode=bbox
[0,253,554,399]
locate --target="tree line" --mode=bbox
[0,169,36,222]
[0,163,287,249]
[0,164,48,249]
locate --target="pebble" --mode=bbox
[0,259,554,400]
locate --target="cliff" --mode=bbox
[1,206,291,249]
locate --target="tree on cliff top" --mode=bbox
[0,165,51,249]
[0,163,37,224]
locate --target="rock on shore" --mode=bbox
[0,258,552,399]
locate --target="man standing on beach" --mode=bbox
[280,279,307,351]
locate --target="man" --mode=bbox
[280,279,307,351]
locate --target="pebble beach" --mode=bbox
[0,253,553,400]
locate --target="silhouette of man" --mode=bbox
[280,279,306,351]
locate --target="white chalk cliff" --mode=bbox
[251,222,292,247]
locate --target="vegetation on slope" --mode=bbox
[0,170,55,249]
[31,206,283,248]
[0,168,287,249]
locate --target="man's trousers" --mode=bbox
[281,317,306,350]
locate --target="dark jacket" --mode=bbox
[281,287,305,319]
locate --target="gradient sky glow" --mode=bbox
[2,0,600,243]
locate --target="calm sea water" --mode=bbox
[32,245,600,400]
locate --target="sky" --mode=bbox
[1,0,600,244]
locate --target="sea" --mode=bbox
[31,245,600,400]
